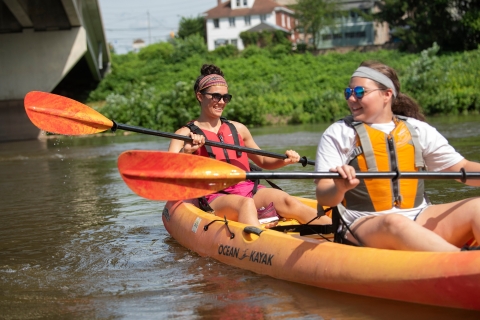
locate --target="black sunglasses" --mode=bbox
[344,86,384,100]
[202,92,233,103]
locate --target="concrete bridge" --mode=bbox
[0,0,111,142]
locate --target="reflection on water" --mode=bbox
[1,115,480,319]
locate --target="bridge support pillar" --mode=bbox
[0,100,41,142]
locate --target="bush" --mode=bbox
[402,43,480,115]
[89,42,480,128]
[98,81,199,133]
[170,34,208,63]
[239,31,259,47]
[138,42,174,61]
[270,43,292,58]
[240,45,268,58]
[210,45,239,59]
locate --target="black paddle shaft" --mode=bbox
[113,122,315,166]
[244,171,480,180]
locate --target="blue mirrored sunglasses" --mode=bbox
[344,86,383,100]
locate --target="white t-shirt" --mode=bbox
[315,117,464,225]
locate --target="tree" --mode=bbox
[375,0,480,52]
[177,16,206,40]
[292,0,342,50]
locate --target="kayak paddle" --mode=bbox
[24,91,315,166]
[117,150,480,201]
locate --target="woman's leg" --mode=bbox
[347,213,459,251]
[209,194,260,226]
[253,188,332,225]
[415,197,480,247]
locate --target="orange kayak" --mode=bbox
[162,198,480,311]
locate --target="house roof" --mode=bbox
[204,0,293,19]
[246,21,290,33]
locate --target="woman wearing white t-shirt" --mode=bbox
[315,61,480,251]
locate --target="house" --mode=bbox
[203,0,298,51]
[315,0,390,49]
[132,39,146,52]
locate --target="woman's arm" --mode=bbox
[315,165,360,207]
[168,127,205,154]
[442,159,480,187]
[234,121,300,169]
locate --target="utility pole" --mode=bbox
[147,10,151,45]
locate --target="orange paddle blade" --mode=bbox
[118,151,247,201]
[24,91,114,135]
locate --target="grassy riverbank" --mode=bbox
[88,41,480,133]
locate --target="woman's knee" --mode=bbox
[379,214,414,235]
[237,197,256,211]
[274,193,298,210]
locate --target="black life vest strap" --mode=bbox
[248,162,282,195]
[185,121,216,159]
[198,196,214,212]
[219,117,242,158]
[331,205,364,246]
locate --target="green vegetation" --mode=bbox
[376,0,480,52]
[90,38,480,133]
[239,30,292,49]
[177,16,205,40]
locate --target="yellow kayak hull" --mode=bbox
[163,198,480,311]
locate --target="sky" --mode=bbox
[98,0,217,54]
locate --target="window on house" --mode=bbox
[322,34,332,41]
[243,0,247,5]
[213,19,219,28]
[229,17,236,27]
[214,39,229,49]
[345,31,366,38]
[244,16,251,26]
[281,13,285,27]
[236,0,240,6]
[260,14,267,22]
[358,31,366,37]
[287,16,291,29]
[231,39,238,47]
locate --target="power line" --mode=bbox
[105,25,175,31]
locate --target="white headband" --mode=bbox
[351,66,397,97]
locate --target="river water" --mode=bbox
[1,116,480,319]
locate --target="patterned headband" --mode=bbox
[197,74,228,92]
[351,66,397,97]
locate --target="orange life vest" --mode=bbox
[343,115,425,212]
